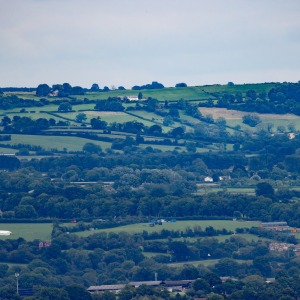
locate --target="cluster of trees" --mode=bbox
[132,81,164,90]
[0,148,299,224]
[90,83,126,92]
[0,94,46,110]
[2,81,300,298]
[175,83,188,88]
[1,116,50,134]
[1,226,300,299]
[36,83,85,97]
[242,114,261,127]
[201,82,300,115]
[94,98,125,111]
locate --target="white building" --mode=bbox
[0,230,12,236]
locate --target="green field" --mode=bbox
[201,83,276,94]
[127,111,184,131]
[148,233,269,244]
[4,83,276,103]
[84,111,160,127]
[167,259,253,268]
[139,144,211,153]
[2,112,64,122]
[0,134,112,152]
[196,186,256,195]
[75,87,212,101]
[0,104,59,114]
[198,107,300,132]
[75,220,260,237]
[0,223,53,241]
[0,147,18,154]
[5,87,211,102]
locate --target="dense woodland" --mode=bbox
[0,82,300,299]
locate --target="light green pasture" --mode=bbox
[0,223,52,241]
[75,220,260,237]
[167,259,253,267]
[0,134,112,152]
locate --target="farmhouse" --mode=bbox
[204,176,213,183]
[0,230,12,236]
[124,95,147,102]
[260,222,290,231]
[127,95,139,101]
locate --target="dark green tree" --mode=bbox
[83,143,102,154]
[58,102,72,112]
[91,83,100,91]
[75,113,87,123]
[255,182,275,198]
[36,84,50,97]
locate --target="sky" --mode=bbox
[0,0,300,88]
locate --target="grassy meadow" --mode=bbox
[201,83,277,94]
[167,259,253,268]
[144,233,269,244]
[0,134,112,152]
[196,186,256,195]
[0,223,53,241]
[198,107,300,132]
[75,220,260,238]
[73,87,212,101]
[4,86,211,102]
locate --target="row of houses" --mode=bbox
[261,222,300,233]
[88,278,240,295]
[88,280,194,294]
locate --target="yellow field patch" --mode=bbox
[198,107,299,120]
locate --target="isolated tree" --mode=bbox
[138,92,143,100]
[175,82,187,87]
[36,84,50,97]
[83,143,102,154]
[90,117,107,129]
[91,83,100,91]
[242,114,261,127]
[75,113,87,123]
[58,102,72,112]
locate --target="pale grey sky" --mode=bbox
[1,0,300,88]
